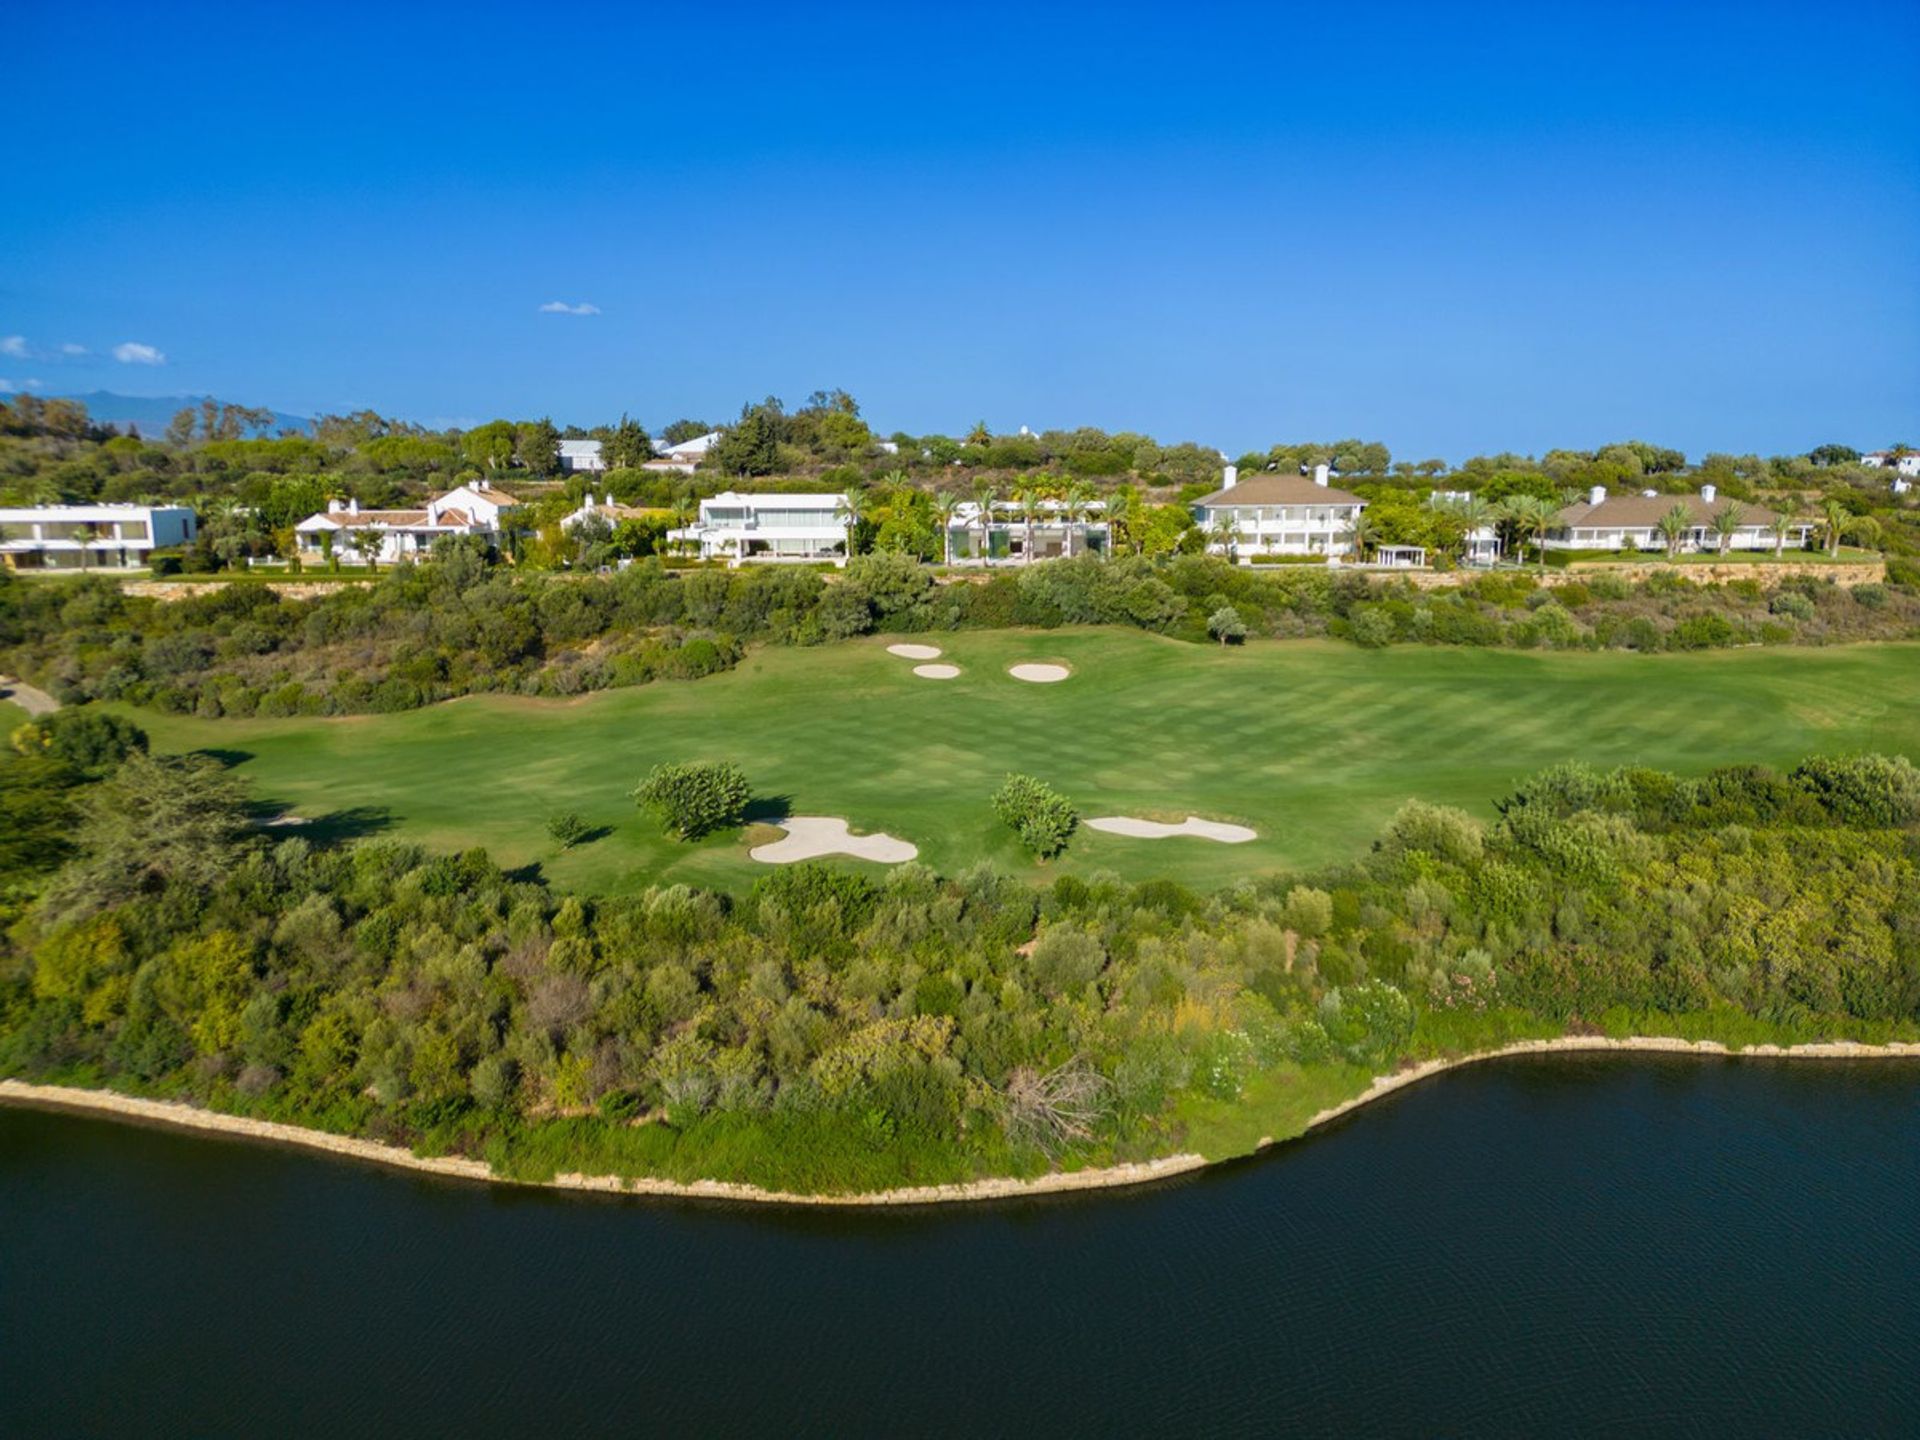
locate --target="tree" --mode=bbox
[1807,444,1860,467]
[1710,502,1747,557]
[1771,511,1801,558]
[1207,605,1247,645]
[713,408,781,476]
[547,811,591,849]
[1062,481,1095,558]
[1499,495,1557,567]
[1341,510,1378,564]
[660,418,712,446]
[42,752,255,921]
[992,774,1077,857]
[603,414,653,470]
[517,418,561,477]
[1014,484,1042,563]
[464,420,517,472]
[932,491,962,567]
[633,761,751,840]
[10,709,148,776]
[970,481,1000,562]
[1821,498,1849,558]
[1656,502,1693,558]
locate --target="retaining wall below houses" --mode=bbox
[1393,559,1885,590]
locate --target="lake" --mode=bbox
[4,1055,1917,1437]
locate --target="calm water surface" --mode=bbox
[4,1055,1918,1438]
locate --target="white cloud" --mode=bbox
[0,335,27,358]
[112,341,166,365]
[59,342,89,357]
[539,300,601,315]
[0,378,11,391]
[22,378,42,389]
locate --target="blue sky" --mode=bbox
[4,0,1915,460]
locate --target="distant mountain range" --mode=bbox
[50,391,315,437]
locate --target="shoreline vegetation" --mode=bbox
[7,1035,1917,1207]
[8,680,1920,1200]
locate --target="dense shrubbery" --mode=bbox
[2,741,1917,1192]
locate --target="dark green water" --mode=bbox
[4,1055,1918,1438]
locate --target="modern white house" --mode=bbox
[0,503,197,571]
[944,499,1109,563]
[645,431,723,475]
[558,439,606,473]
[1543,485,1812,553]
[1862,450,1920,478]
[294,481,521,564]
[665,491,850,564]
[1190,464,1368,561]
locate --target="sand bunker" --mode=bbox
[887,643,943,660]
[749,816,919,865]
[913,663,961,679]
[1008,663,1071,683]
[1085,815,1258,844]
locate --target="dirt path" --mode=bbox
[0,678,58,717]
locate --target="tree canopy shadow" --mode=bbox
[744,794,794,824]
[192,747,255,769]
[299,805,395,846]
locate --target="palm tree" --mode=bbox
[1820,498,1850,558]
[1497,495,1556,568]
[1104,485,1137,555]
[1655,503,1692,559]
[1014,484,1041,564]
[1213,513,1245,562]
[1455,495,1497,563]
[1710,502,1747,557]
[932,491,962,568]
[970,481,999,563]
[1340,510,1377,564]
[1845,514,1881,554]
[1061,481,1094,558]
[839,485,867,559]
[1769,511,1801,558]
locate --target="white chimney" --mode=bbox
[1699,483,1717,503]
[1222,464,1238,491]
[604,493,613,508]
[1313,462,1331,488]
[327,498,343,514]
[348,497,359,516]
[1588,484,1606,506]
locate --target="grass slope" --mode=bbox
[131,631,1920,892]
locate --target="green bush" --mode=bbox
[992,773,1078,857]
[632,761,751,840]
[546,811,591,849]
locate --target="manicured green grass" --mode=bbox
[0,699,28,733]
[130,631,1920,893]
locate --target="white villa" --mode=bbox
[1543,485,1812,553]
[666,491,849,564]
[945,499,1109,563]
[558,439,606,473]
[645,431,723,475]
[0,503,197,571]
[1191,464,1367,561]
[294,481,521,564]
[1862,450,1920,478]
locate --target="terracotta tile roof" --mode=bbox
[1193,474,1366,507]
